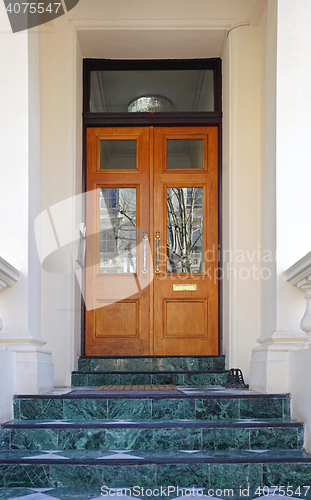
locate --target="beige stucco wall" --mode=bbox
[222,20,265,379]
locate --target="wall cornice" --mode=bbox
[284,251,311,288]
[0,257,20,290]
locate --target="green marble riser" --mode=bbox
[1,451,311,488]
[0,422,303,451]
[13,396,291,421]
[78,356,225,373]
[71,371,227,387]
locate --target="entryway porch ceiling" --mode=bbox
[76,0,265,59]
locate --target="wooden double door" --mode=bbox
[85,126,218,356]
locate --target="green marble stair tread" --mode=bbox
[2,417,302,429]
[1,417,303,452]
[0,448,311,464]
[77,356,226,373]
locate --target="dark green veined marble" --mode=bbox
[263,463,311,487]
[105,428,153,450]
[298,427,304,449]
[154,427,201,450]
[213,357,226,370]
[0,464,50,487]
[152,398,195,419]
[13,400,20,420]
[10,428,58,450]
[250,427,298,450]
[152,357,184,371]
[19,399,63,420]
[119,374,152,385]
[150,373,180,385]
[103,465,156,487]
[209,463,262,488]
[63,399,108,420]
[202,428,250,450]
[50,464,103,487]
[195,398,239,420]
[108,399,151,419]
[157,463,209,487]
[0,429,10,450]
[71,374,88,387]
[283,398,291,417]
[183,373,216,385]
[215,372,228,385]
[58,428,107,450]
[240,398,283,419]
[87,374,121,386]
[183,357,213,371]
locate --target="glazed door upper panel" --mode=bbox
[85,127,151,356]
[153,127,218,355]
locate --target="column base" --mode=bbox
[0,333,54,395]
[249,331,307,393]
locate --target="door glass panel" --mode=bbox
[167,140,203,169]
[90,69,214,112]
[99,188,137,273]
[167,187,203,274]
[100,140,137,170]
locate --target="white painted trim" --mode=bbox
[284,251,311,287]
[0,257,20,290]
[69,19,236,31]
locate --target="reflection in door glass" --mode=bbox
[100,140,137,170]
[99,188,137,273]
[167,187,203,274]
[167,140,203,169]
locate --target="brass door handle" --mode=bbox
[155,231,160,276]
[142,232,148,276]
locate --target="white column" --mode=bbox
[0,3,54,394]
[250,0,311,393]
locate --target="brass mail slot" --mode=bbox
[173,284,197,292]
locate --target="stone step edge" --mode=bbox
[1,418,302,430]
[79,355,225,359]
[1,455,311,466]
[13,393,291,400]
[73,370,228,375]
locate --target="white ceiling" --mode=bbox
[76,0,266,59]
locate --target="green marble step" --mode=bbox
[71,370,228,387]
[78,356,226,372]
[0,418,303,452]
[1,449,311,489]
[1,488,311,500]
[13,393,291,421]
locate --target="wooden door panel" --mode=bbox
[85,127,150,356]
[153,127,218,355]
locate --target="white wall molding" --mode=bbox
[0,257,20,290]
[285,251,311,345]
[0,256,20,331]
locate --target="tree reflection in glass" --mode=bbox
[167,187,203,274]
[99,188,137,273]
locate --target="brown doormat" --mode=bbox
[96,384,178,391]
